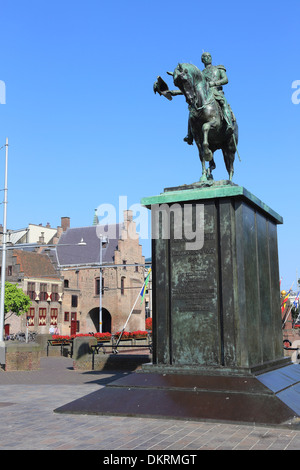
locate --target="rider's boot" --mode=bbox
[221,103,234,136]
[226,124,234,136]
[184,119,193,145]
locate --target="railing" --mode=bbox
[47,337,73,356]
[90,333,152,369]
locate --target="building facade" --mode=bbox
[0,212,148,336]
[3,249,63,336]
[55,211,145,335]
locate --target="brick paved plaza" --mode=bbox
[0,356,299,451]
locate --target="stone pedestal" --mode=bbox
[142,181,286,375]
[55,182,300,427]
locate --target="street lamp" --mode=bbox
[99,235,108,333]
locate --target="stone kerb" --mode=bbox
[72,335,98,360]
[36,334,57,356]
[3,334,152,371]
[5,341,42,371]
[73,352,152,371]
[71,335,152,371]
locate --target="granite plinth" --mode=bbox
[55,181,293,426]
[141,181,285,374]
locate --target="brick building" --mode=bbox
[0,212,147,336]
[0,219,66,246]
[48,211,146,336]
[2,249,63,336]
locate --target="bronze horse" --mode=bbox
[172,63,238,181]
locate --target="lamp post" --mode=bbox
[0,140,8,330]
[99,236,102,333]
[0,139,8,363]
[99,235,108,333]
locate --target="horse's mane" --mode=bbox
[176,63,210,97]
[178,63,202,79]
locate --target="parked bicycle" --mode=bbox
[27,331,37,342]
[4,331,37,342]
[15,332,26,342]
[4,333,15,341]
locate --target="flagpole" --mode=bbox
[114,269,151,352]
[282,306,292,328]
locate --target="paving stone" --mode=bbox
[0,356,300,450]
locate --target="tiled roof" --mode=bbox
[13,249,60,279]
[55,225,122,266]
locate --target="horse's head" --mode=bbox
[173,63,204,107]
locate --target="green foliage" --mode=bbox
[3,282,31,319]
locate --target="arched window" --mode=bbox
[95,277,100,295]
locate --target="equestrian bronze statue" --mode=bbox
[153,52,239,182]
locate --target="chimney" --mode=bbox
[123,210,135,239]
[124,210,133,223]
[61,217,70,232]
[38,232,45,244]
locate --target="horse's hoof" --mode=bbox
[200,174,208,182]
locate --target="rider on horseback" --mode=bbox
[184,52,234,145]
[153,54,239,181]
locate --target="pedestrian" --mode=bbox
[54,325,60,335]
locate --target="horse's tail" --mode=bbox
[232,130,241,162]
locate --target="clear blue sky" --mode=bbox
[0,0,299,291]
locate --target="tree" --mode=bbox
[3,282,31,322]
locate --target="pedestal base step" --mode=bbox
[54,364,300,427]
